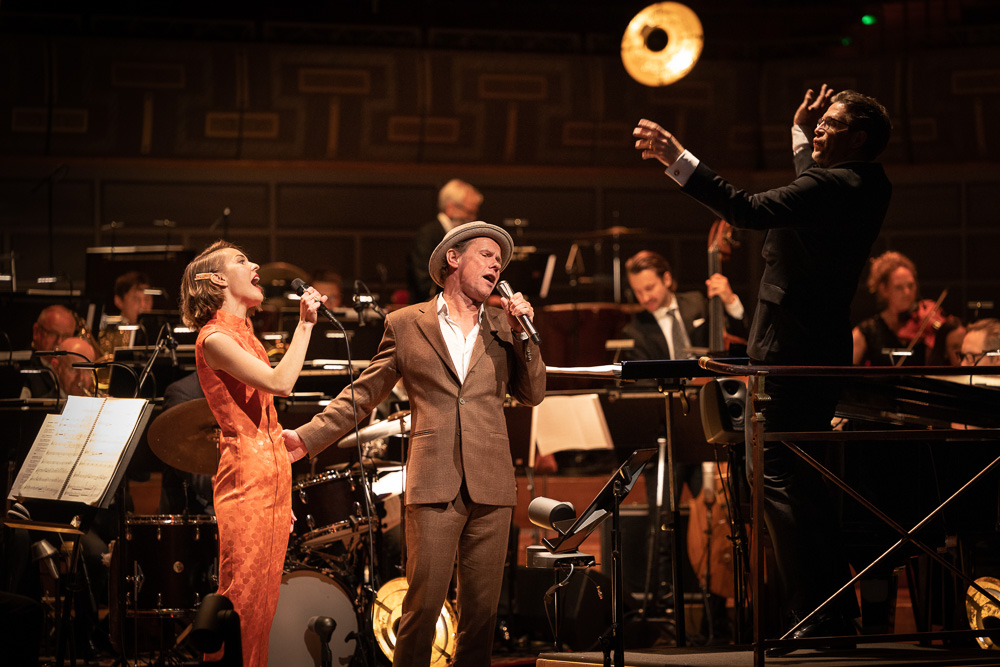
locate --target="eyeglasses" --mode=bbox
[961,350,1000,366]
[816,116,854,131]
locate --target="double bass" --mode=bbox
[706,219,745,356]
[687,220,743,602]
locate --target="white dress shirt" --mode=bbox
[436,293,482,383]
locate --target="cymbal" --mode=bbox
[336,412,412,449]
[147,398,220,475]
[257,262,309,299]
[621,2,704,87]
[575,226,647,241]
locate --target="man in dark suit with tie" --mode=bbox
[621,249,747,362]
[284,221,545,666]
[633,85,892,652]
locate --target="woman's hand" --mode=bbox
[299,286,325,324]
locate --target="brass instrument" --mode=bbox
[372,577,456,664]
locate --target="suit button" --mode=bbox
[459,398,466,405]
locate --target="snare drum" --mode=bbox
[291,470,370,547]
[122,514,218,616]
[269,569,358,666]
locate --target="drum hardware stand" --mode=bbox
[5,507,93,667]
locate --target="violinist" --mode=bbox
[852,251,944,366]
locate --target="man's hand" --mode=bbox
[793,84,834,129]
[282,428,308,463]
[706,273,736,305]
[500,291,534,335]
[633,119,685,167]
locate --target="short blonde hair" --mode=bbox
[180,240,257,329]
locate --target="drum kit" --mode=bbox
[135,399,455,665]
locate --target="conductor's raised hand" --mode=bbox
[633,119,685,167]
[793,84,834,129]
[298,286,325,324]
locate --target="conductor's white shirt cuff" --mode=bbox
[664,150,699,186]
[792,125,811,156]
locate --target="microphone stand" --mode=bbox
[133,325,176,398]
[316,306,381,664]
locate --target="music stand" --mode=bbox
[527,448,655,666]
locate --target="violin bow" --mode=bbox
[894,288,948,367]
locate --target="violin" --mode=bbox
[893,290,947,366]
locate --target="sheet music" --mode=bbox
[61,399,148,505]
[18,397,103,499]
[531,393,615,458]
[8,414,60,499]
[8,396,149,506]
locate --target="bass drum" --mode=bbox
[268,569,358,666]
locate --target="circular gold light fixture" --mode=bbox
[621,2,704,87]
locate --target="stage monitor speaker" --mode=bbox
[699,378,746,444]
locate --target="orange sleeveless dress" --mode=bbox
[196,309,291,667]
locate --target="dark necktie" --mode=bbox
[669,307,687,359]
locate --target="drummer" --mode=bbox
[284,221,546,667]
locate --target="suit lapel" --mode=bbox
[468,308,500,374]
[414,299,461,383]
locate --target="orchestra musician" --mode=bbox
[48,336,97,398]
[179,240,324,667]
[852,250,945,365]
[21,304,77,398]
[633,84,892,653]
[622,249,747,362]
[98,271,154,358]
[406,179,483,304]
[960,318,1000,369]
[283,221,545,667]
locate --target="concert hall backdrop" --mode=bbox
[1,1,998,323]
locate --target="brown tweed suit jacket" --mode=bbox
[296,298,546,507]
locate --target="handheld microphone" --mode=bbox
[497,280,541,345]
[290,278,341,326]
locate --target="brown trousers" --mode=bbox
[392,484,513,667]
